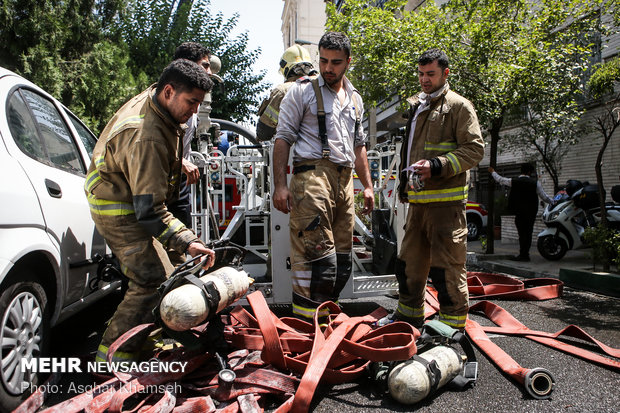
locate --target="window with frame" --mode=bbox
[68,114,97,158]
[7,90,46,162]
[7,88,85,174]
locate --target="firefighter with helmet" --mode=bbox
[256,45,317,140]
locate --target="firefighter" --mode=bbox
[273,32,374,320]
[255,45,317,141]
[167,42,212,229]
[85,59,217,363]
[395,48,484,330]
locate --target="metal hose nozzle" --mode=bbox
[524,368,555,399]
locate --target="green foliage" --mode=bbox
[64,42,139,133]
[588,57,620,98]
[1,0,268,134]
[583,226,620,271]
[121,0,269,122]
[0,0,133,133]
[327,0,607,131]
[327,0,614,212]
[327,0,447,109]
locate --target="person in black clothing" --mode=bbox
[489,163,554,261]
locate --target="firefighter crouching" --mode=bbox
[395,49,484,330]
[84,59,216,363]
[255,45,317,141]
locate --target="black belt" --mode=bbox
[292,165,316,174]
[292,164,349,174]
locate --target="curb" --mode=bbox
[466,252,556,279]
[559,268,620,298]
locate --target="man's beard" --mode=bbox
[323,71,343,86]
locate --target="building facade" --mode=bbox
[281,0,328,68]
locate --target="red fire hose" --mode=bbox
[425,272,619,400]
[465,317,556,399]
[15,272,620,412]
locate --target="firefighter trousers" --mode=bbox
[91,212,175,361]
[396,203,469,329]
[288,159,355,320]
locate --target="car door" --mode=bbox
[2,82,100,305]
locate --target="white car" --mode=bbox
[0,67,122,410]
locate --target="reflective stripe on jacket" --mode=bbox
[84,86,199,253]
[398,83,484,206]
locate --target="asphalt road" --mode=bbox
[45,275,619,412]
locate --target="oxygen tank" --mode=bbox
[388,345,464,405]
[159,266,251,331]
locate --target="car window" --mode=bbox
[68,114,96,158]
[21,89,85,174]
[7,90,47,162]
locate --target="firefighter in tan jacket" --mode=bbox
[395,49,484,330]
[84,60,216,363]
[256,45,317,141]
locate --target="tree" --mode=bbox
[0,0,135,133]
[327,0,608,253]
[586,56,620,271]
[121,0,269,123]
[1,0,269,133]
[503,100,585,194]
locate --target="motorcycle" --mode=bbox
[537,181,620,260]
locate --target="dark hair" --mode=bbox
[173,42,211,62]
[156,59,213,96]
[318,31,351,58]
[521,163,535,175]
[419,48,449,70]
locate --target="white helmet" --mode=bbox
[279,45,312,79]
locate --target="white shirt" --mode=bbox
[404,83,448,169]
[182,114,198,161]
[275,74,367,167]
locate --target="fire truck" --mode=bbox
[188,120,404,304]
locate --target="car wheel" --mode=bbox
[0,273,50,412]
[467,214,482,241]
[537,235,568,261]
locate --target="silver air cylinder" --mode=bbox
[159,266,251,331]
[388,345,464,405]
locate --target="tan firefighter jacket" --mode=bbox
[256,74,304,141]
[397,83,484,206]
[84,86,200,253]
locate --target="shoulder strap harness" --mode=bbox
[310,77,361,159]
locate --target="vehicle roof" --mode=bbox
[0,66,41,91]
[0,66,87,128]
[0,66,19,79]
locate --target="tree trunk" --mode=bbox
[485,117,503,254]
[595,131,611,272]
[593,97,620,273]
[170,0,194,32]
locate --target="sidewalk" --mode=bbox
[467,238,593,279]
[467,238,620,297]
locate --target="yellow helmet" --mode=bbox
[279,45,312,78]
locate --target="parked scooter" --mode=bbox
[537,181,620,260]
